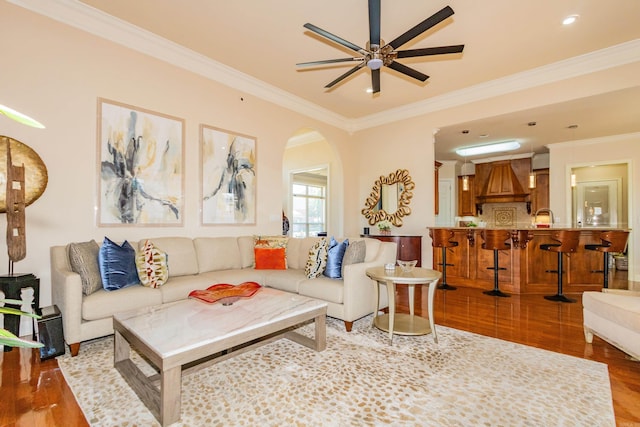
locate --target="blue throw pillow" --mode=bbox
[323,237,349,279]
[99,237,139,291]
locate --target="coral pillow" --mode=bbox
[135,240,169,288]
[254,247,287,270]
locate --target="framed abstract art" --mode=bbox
[200,124,256,225]
[97,98,184,226]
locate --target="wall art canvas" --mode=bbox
[98,98,184,226]
[201,125,256,224]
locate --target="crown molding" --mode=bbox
[10,0,640,134]
[9,0,350,130]
[351,39,640,132]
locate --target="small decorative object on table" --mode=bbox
[377,220,392,235]
[384,263,396,271]
[189,282,261,305]
[397,260,417,272]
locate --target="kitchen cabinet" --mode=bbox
[530,168,550,212]
[434,161,442,215]
[457,175,475,216]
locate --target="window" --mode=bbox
[291,179,326,238]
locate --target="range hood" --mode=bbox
[476,160,530,205]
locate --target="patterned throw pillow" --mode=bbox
[254,235,288,269]
[324,237,349,279]
[135,240,169,288]
[305,238,328,279]
[68,240,103,296]
[98,237,139,291]
[341,239,367,276]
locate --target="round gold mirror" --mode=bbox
[361,169,414,226]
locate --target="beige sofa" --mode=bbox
[50,236,396,356]
[582,288,640,360]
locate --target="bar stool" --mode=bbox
[584,230,629,288]
[540,230,580,303]
[480,229,512,298]
[429,228,458,290]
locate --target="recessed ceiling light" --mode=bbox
[479,134,489,138]
[563,14,579,25]
[455,140,520,157]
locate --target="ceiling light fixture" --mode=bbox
[528,121,536,189]
[563,14,579,25]
[455,140,520,157]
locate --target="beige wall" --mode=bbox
[2,2,639,309]
[0,3,352,306]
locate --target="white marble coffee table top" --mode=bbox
[113,287,326,358]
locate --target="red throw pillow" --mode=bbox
[254,247,287,270]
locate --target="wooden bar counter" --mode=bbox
[428,227,630,295]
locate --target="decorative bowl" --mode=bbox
[397,260,417,272]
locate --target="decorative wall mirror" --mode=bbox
[362,169,415,226]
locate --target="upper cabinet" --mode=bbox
[457,175,476,216]
[434,161,442,215]
[530,168,550,212]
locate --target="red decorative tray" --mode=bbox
[188,282,261,305]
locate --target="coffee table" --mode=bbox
[112,287,327,426]
[366,266,441,344]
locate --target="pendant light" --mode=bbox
[462,155,469,191]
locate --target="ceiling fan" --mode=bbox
[297,1,464,93]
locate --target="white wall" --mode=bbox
[0,3,351,307]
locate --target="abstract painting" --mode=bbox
[201,125,256,224]
[98,98,184,226]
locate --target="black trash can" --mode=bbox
[37,305,65,360]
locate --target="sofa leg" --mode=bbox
[69,342,81,357]
[583,326,594,344]
[344,321,353,332]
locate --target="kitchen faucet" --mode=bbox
[534,208,555,225]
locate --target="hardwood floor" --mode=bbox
[1,280,638,426]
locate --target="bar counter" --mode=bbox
[428,227,631,295]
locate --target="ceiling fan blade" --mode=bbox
[371,68,381,93]
[387,61,429,82]
[297,58,364,67]
[303,23,364,53]
[325,63,366,89]
[396,44,465,58]
[387,6,454,49]
[368,0,381,45]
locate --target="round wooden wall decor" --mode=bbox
[0,136,48,213]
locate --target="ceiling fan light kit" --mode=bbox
[297,1,465,93]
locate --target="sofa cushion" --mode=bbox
[362,238,382,262]
[68,240,102,296]
[298,276,344,304]
[141,237,198,277]
[287,237,322,269]
[99,238,139,291]
[237,236,255,268]
[305,238,328,279]
[159,274,219,304]
[136,240,169,288]
[261,269,306,293]
[194,237,242,273]
[324,237,349,279]
[82,285,162,321]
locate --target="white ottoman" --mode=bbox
[583,289,640,360]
